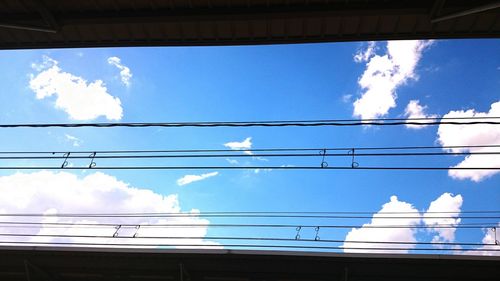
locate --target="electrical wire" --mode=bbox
[1,116,497,252]
[1,145,499,170]
[1,116,500,128]
[0,221,493,229]
[56,210,493,214]
[0,211,495,251]
[0,166,499,170]
[2,151,500,160]
[0,213,498,219]
[2,144,499,154]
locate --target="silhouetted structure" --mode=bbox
[0,0,499,49]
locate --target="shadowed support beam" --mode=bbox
[0,22,56,33]
[0,1,498,50]
[24,260,31,281]
[31,0,60,32]
[429,0,446,19]
[0,0,58,33]
[432,1,500,22]
[24,260,57,281]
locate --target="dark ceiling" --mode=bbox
[0,0,499,49]
[1,247,499,281]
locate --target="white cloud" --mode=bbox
[474,224,500,256]
[224,137,252,155]
[29,56,123,121]
[437,100,500,182]
[0,171,218,248]
[354,41,376,63]
[31,55,57,71]
[224,138,271,173]
[107,56,132,87]
[454,223,500,256]
[342,94,353,103]
[343,196,421,253]
[64,134,82,147]
[423,193,463,243]
[404,100,438,129]
[353,40,433,119]
[176,172,219,186]
[343,193,485,254]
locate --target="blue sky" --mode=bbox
[0,39,498,253]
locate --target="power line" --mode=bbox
[0,165,499,171]
[0,221,493,229]
[1,116,500,128]
[2,144,499,154]
[0,210,499,216]
[83,210,496,214]
[1,151,500,160]
[0,213,498,219]
[1,144,498,170]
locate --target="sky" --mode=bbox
[0,39,499,254]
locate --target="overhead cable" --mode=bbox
[0,213,498,219]
[0,221,493,229]
[0,165,499,171]
[1,116,500,128]
[2,144,499,154]
[2,150,500,160]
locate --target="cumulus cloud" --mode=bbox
[65,134,82,147]
[31,55,57,71]
[177,172,219,186]
[224,137,253,155]
[29,56,123,120]
[343,196,421,253]
[474,224,500,256]
[354,41,376,63]
[437,100,500,182]
[423,193,463,243]
[404,99,438,129]
[353,40,433,119]
[0,171,217,248]
[107,56,132,87]
[343,193,476,254]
